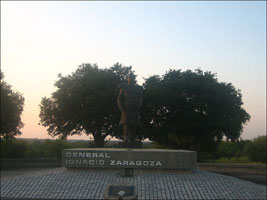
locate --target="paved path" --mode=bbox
[1,168,57,181]
[1,168,266,199]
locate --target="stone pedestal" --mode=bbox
[62,148,197,170]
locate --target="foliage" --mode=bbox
[215,156,250,164]
[244,135,266,163]
[0,138,88,159]
[143,141,167,149]
[214,156,264,165]
[1,136,265,164]
[141,69,250,155]
[1,72,25,139]
[1,138,27,158]
[39,63,134,147]
[41,139,73,159]
[214,139,249,159]
[202,136,265,164]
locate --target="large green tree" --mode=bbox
[1,72,25,139]
[39,63,134,147]
[140,69,250,155]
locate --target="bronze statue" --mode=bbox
[117,73,142,143]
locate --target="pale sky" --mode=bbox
[1,1,266,140]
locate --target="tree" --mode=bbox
[244,135,266,163]
[1,72,25,139]
[39,63,134,147]
[140,69,250,156]
[214,139,249,159]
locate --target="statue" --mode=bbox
[117,73,142,144]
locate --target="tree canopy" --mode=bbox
[140,69,250,155]
[1,72,25,139]
[39,65,250,152]
[39,63,134,147]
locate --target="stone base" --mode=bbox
[62,148,197,170]
[117,141,143,148]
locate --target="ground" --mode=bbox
[1,168,266,199]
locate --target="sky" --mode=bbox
[1,1,266,140]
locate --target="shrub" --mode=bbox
[42,139,72,159]
[215,139,249,159]
[244,135,266,163]
[24,140,46,158]
[144,141,167,149]
[1,138,27,158]
[215,156,262,164]
[1,138,75,159]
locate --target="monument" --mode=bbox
[61,72,197,199]
[62,72,197,171]
[117,73,142,147]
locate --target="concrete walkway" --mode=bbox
[1,168,58,181]
[1,168,266,199]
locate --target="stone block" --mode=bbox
[62,148,197,170]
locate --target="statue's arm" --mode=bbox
[117,88,125,112]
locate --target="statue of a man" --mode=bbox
[117,73,142,143]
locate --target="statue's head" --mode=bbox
[126,73,135,85]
